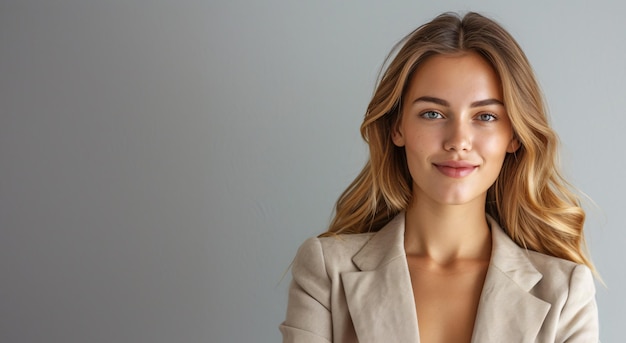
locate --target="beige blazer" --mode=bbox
[280,213,599,342]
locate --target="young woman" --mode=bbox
[280,12,599,343]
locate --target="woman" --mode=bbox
[280,12,599,342]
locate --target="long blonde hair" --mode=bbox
[323,12,595,271]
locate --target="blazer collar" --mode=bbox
[351,213,407,271]
[341,212,551,343]
[472,216,551,342]
[341,213,419,342]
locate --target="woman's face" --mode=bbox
[392,52,519,207]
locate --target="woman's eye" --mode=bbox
[477,113,497,121]
[421,111,443,119]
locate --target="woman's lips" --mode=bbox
[433,161,478,178]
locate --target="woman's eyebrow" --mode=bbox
[412,96,504,108]
[470,98,504,107]
[412,96,449,106]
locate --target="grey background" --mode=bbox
[1,1,623,342]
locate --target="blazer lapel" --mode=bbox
[471,217,551,343]
[339,214,551,343]
[341,213,420,343]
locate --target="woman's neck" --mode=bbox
[403,198,492,265]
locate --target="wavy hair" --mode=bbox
[322,12,595,272]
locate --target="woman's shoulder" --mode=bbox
[524,249,595,294]
[490,217,594,288]
[525,249,590,277]
[297,232,377,260]
[292,232,377,275]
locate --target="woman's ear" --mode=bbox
[506,136,520,153]
[391,119,405,147]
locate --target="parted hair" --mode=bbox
[322,12,595,272]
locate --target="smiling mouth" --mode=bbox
[433,163,478,178]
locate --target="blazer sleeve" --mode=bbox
[280,237,332,343]
[557,264,600,342]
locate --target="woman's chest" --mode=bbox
[407,257,489,343]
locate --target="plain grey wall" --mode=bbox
[1,1,624,342]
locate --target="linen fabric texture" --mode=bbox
[280,213,599,342]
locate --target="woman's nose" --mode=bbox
[443,121,472,152]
